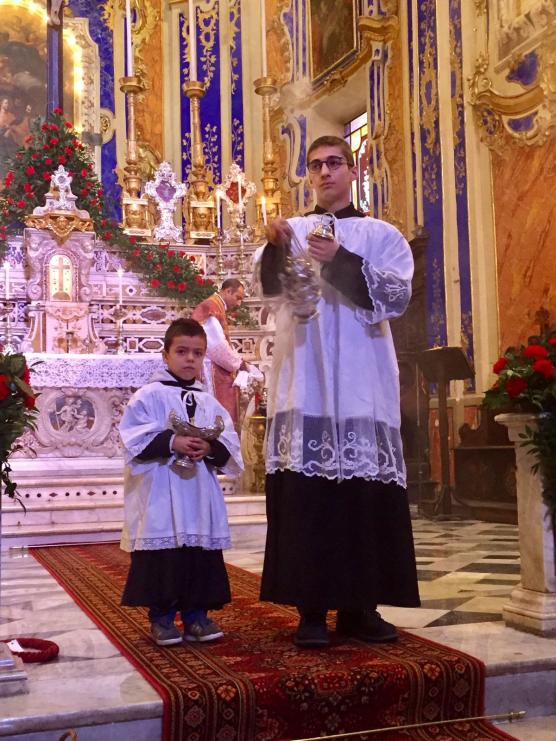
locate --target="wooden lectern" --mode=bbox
[418,347,474,516]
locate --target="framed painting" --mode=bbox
[309,0,358,84]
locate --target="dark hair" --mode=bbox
[221,278,243,292]
[163,318,207,351]
[306,136,355,167]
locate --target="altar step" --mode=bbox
[0,495,267,551]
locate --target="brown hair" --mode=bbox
[163,318,207,351]
[221,278,243,292]
[307,136,354,167]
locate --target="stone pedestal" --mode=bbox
[496,413,556,636]
[0,644,27,697]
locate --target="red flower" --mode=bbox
[21,367,30,384]
[64,121,73,128]
[80,168,88,177]
[80,188,89,196]
[53,107,63,114]
[0,374,10,401]
[506,377,528,398]
[151,278,160,288]
[154,263,162,271]
[64,146,73,155]
[189,255,196,262]
[98,189,104,197]
[23,394,36,409]
[41,123,50,131]
[132,249,140,257]
[58,155,66,164]
[31,152,39,159]
[50,137,59,145]
[45,158,53,165]
[4,171,13,187]
[25,165,35,175]
[100,218,107,226]
[524,344,549,360]
[550,338,556,345]
[7,197,13,205]
[24,182,32,193]
[25,192,34,200]
[172,264,181,273]
[129,236,137,244]
[16,199,26,209]
[166,280,176,289]
[43,172,52,181]
[195,275,204,285]
[103,230,112,240]
[206,279,214,285]
[50,124,59,131]
[167,250,174,257]
[532,359,555,379]
[90,198,98,206]
[178,282,186,292]
[24,134,33,143]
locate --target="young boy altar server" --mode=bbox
[119,318,243,646]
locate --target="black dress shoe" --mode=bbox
[336,610,398,643]
[293,618,330,648]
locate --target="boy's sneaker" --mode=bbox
[151,621,183,646]
[184,615,224,642]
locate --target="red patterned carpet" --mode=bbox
[32,544,516,741]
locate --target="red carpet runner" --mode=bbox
[32,544,516,741]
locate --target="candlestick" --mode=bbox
[215,191,221,229]
[0,300,15,353]
[260,0,267,77]
[3,261,9,300]
[261,195,267,225]
[237,173,243,213]
[125,0,134,77]
[117,267,124,305]
[188,0,198,81]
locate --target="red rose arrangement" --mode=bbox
[484,334,556,519]
[0,352,37,501]
[0,110,214,306]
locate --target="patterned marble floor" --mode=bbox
[0,515,555,739]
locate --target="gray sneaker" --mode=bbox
[150,621,183,646]
[184,616,224,642]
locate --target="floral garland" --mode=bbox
[0,353,37,501]
[483,335,556,520]
[0,110,215,306]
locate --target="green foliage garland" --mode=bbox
[0,353,37,501]
[0,110,215,305]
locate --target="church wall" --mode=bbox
[492,139,556,351]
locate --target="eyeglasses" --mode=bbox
[307,156,348,173]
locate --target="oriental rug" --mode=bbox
[32,544,516,741]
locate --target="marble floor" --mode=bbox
[0,516,555,739]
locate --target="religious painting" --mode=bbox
[309,0,358,83]
[0,3,75,177]
[48,254,73,301]
[49,394,95,433]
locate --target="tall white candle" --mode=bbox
[125,0,134,77]
[260,195,267,226]
[261,0,267,77]
[188,0,198,81]
[215,191,221,229]
[237,174,243,212]
[3,261,10,300]
[117,267,124,305]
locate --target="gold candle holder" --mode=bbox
[254,76,282,219]
[184,80,211,203]
[119,75,151,236]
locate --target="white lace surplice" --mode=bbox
[264,214,414,487]
[119,372,243,552]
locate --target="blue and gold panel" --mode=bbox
[409,0,447,347]
[68,0,121,220]
[180,2,222,184]
[450,0,474,382]
[230,0,244,168]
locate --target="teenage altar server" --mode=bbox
[258,135,420,647]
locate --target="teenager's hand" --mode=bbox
[265,218,293,247]
[172,435,211,460]
[307,233,340,263]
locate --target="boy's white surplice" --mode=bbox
[119,369,243,552]
[262,214,414,486]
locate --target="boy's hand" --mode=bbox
[172,435,211,460]
[307,233,339,263]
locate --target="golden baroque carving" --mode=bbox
[103,0,160,88]
[24,212,94,244]
[474,0,487,14]
[469,27,556,150]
